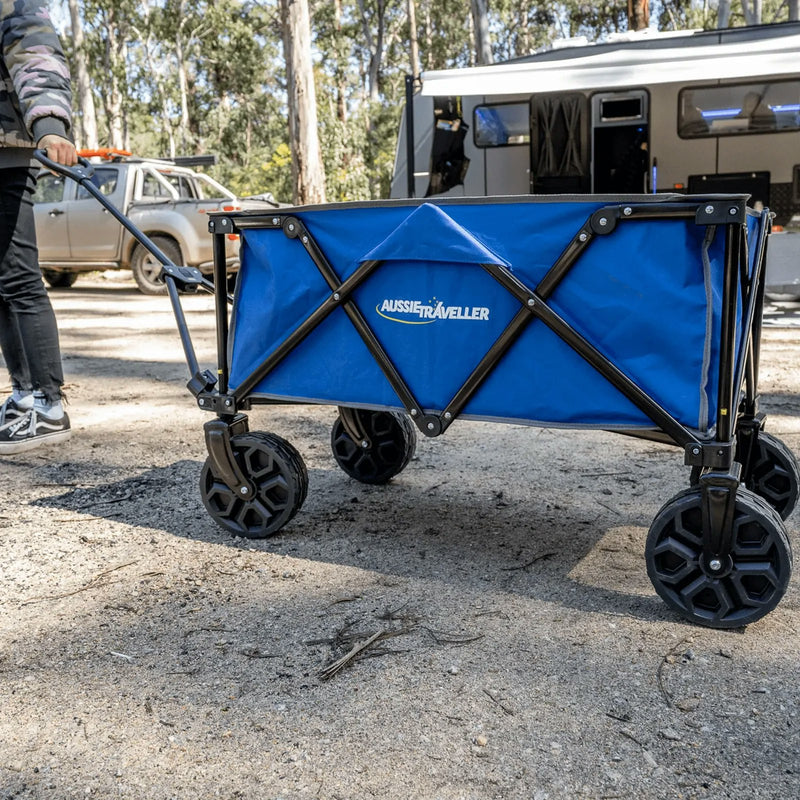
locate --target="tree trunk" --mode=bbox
[175,0,192,153]
[740,0,762,25]
[718,0,731,27]
[356,0,385,103]
[67,0,98,150]
[627,0,650,30]
[790,0,800,21]
[281,0,326,205]
[138,0,176,157]
[102,8,125,150]
[407,0,420,78]
[333,0,347,122]
[470,0,493,65]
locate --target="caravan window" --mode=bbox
[678,80,800,138]
[474,102,530,147]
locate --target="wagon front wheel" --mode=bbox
[200,431,308,538]
[645,487,792,628]
[331,408,416,484]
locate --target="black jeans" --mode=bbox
[0,167,64,403]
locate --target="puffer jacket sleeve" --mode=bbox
[0,0,72,142]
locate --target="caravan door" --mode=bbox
[591,90,650,193]
[530,92,590,194]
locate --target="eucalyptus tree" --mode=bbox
[66,0,99,149]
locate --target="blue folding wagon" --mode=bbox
[35,151,798,629]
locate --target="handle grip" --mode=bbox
[33,149,94,182]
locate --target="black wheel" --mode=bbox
[131,236,180,295]
[690,432,800,520]
[646,487,792,628]
[741,432,800,520]
[331,409,416,484]
[42,269,79,288]
[200,431,308,538]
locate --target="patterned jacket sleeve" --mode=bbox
[0,0,72,143]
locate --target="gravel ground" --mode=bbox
[1,276,799,800]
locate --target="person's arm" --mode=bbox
[1,0,76,164]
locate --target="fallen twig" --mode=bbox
[482,688,514,716]
[422,627,484,646]
[319,630,385,680]
[500,552,557,572]
[656,637,693,707]
[19,561,138,606]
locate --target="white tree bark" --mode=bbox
[175,0,192,153]
[281,0,326,205]
[740,0,762,25]
[790,0,800,20]
[470,0,493,65]
[718,0,731,27]
[67,0,98,149]
[407,0,420,78]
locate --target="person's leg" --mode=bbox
[0,167,70,452]
[0,167,65,406]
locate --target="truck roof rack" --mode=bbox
[76,149,217,167]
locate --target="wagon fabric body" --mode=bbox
[31,146,799,631]
[228,196,736,435]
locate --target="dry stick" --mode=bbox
[482,688,514,716]
[319,630,385,680]
[656,637,693,707]
[19,561,139,606]
[500,552,557,571]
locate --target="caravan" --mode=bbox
[391,22,800,294]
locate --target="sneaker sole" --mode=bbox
[0,428,71,455]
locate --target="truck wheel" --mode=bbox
[131,237,181,295]
[42,270,79,288]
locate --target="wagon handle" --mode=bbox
[33,149,95,182]
[33,148,215,393]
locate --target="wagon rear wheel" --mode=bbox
[200,431,308,538]
[646,487,792,628]
[690,431,800,520]
[331,409,416,484]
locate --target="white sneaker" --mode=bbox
[0,408,71,454]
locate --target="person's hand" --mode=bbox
[37,133,78,167]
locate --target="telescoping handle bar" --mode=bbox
[33,149,217,396]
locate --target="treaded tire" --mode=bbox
[690,431,800,520]
[646,486,792,628]
[331,409,416,485]
[131,236,180,295]
[200,431,308,539]
[42,270,79,288]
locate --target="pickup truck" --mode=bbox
[32,151,281,294]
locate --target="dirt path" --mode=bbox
[1,276,799,800]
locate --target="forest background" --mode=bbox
[56,0,800,204]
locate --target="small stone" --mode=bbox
[448,666,460,675]
[474,734,488,747]
[675,697,702,712]
[643,750,658,767]
[660,728,682,741]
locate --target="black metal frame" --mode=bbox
[201,195,770,574]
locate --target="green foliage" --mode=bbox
[63,0,798,202]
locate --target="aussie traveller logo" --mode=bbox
[376,297,490,325]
